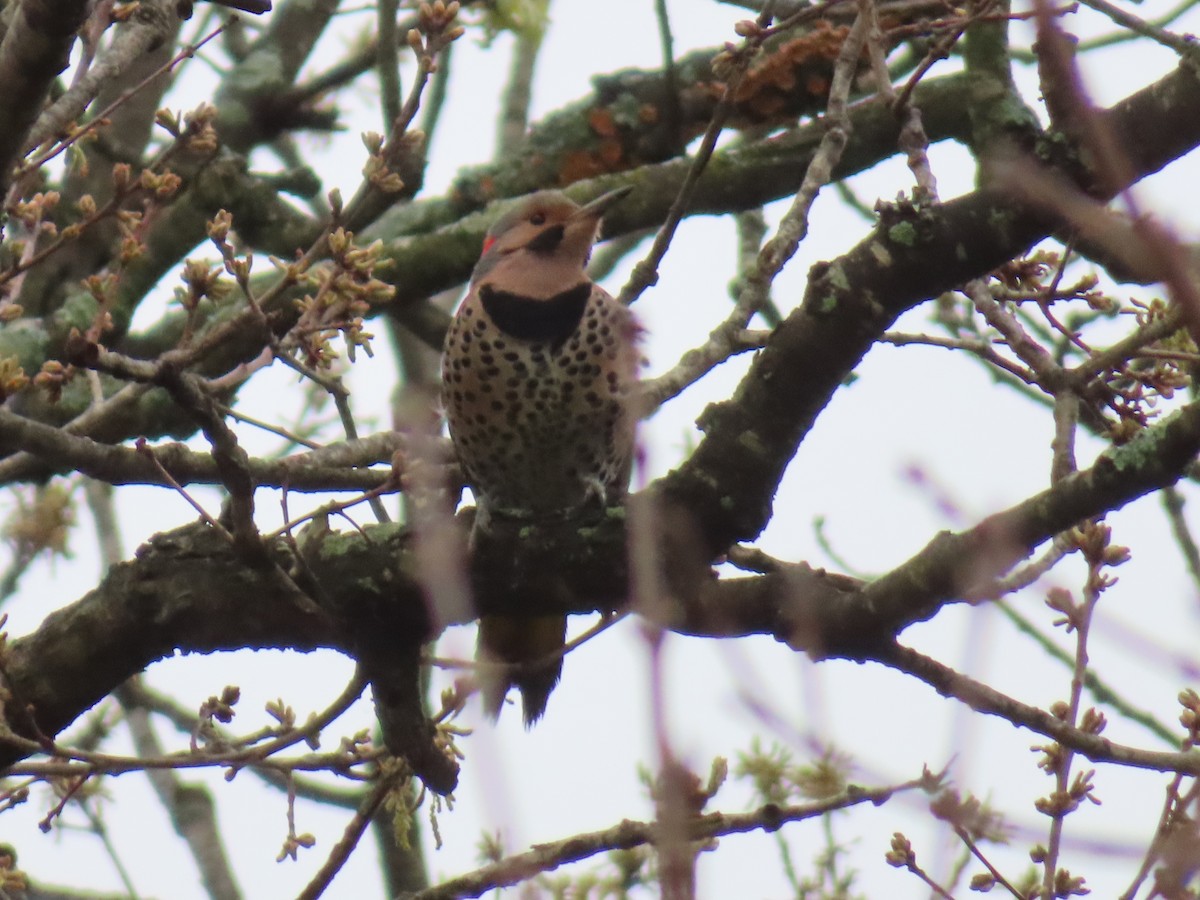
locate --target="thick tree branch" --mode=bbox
[660,62,1200,556]
[0,523,339,771]
[213,0,341,152]
[5,383,1200,776]
[0,0,91,199]
[0,405,401,490]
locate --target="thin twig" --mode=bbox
[1119,774,1187,900]
[495,19,544,156]
[616,3,779,307]
[881,331,1038,384]
[654,0,683,153]
[122,679,364,808]
[1073,0,1200,58]
[296,765,408,900]
[16,22,228,179]
[880,642,1200,775]
[964,279,1067,391]
[3,672,373,779]
[640,4,872,410]
[405,776,932,899]
[136,441,233,540]
[953,826,1024,898]
[1163,486,1200,603]
[79,798,143,899]
[377,0,401,130]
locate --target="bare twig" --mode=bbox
[1119,774,1188,900]
[405,777,932,899]
[121,679,364,808]
[879,643,1200,777]
[964,279,1067,391]
[995,601,1178,746]
[883,329,1038,382]
[17,22,228,179]
[1073,0,1200,58]
[654,0,683,153]
[297,764,408,900]
[616,3,779,308]
[495,16,545,156]
[952,826,1024,898]
[1163,486,1200,602]
[640,5,872,411]
[3,671,372,780]
[377,0,401,130]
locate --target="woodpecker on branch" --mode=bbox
[441,186,639,725]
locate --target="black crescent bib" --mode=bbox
[480,282,591,344]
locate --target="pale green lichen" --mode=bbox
[869,242,893,267]
[826,264,851,292]
[737,430,768,459]
[1100,409,1184,472]
[887,221,918,247]
[316,522,405,560]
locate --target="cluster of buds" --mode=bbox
[0,357,28,401]
[0,844,27,894]
[884,832,916,868]
[1179,688,1200,747]
[0,484,74,558]
[361,131,407,194]
[106,162,181,264]
[291,227,394,367]
[276,831,316,863]
[32,359,75,403]
[193,685,241,751]
[1033,767,1099,818]
[929,788,1009,842]
[712,39,759,81]
[154,102,220,156]
[409,1,465,71]
[712,11,773,81]
[8,191,59,235]
[206,209,257,294]
[178,257,234,313]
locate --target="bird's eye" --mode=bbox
[530,212,547,226]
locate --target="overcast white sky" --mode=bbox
[6,0,1200,897]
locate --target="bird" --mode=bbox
[441,186,639,725]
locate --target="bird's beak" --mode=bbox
[573,185,633,221]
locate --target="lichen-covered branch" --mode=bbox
[661,61,1200,557]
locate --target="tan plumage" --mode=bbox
[441,187,638,724]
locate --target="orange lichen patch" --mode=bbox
[742,93,790,119]
[638,104,659,124]
[588,107,619,138]
[598,139,624,167]
[805,75,831,97]
[692,81,727,104]
[558,137,627,183]
[559,150,610,184]
[733,23,853,115]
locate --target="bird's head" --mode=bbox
[471,186,631,296]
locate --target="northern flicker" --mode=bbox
[441,186,639,725]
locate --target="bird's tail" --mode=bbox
[477,614,567,726]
